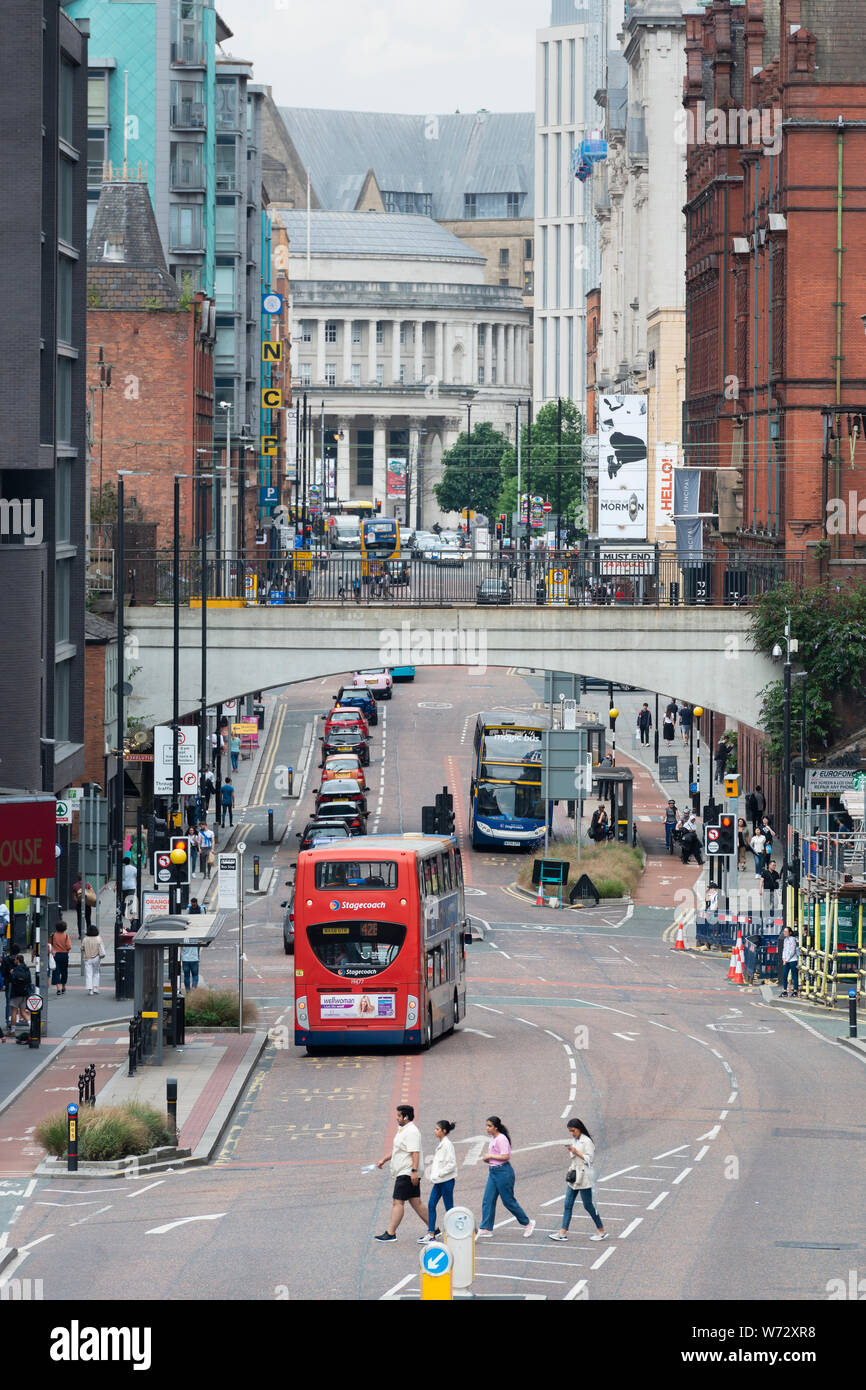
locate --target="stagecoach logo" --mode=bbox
[329,900,341,911]
[331,900,387,911]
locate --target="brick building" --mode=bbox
[683,0,866,807]
[87,177,215,549]
[83,612,117,789]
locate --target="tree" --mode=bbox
[434,420,510,520]
[498,398,584,533]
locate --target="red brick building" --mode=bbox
[87,179,215,550]
[683,0,866,804]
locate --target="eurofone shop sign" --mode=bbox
[0,795,58,879]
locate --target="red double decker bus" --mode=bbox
[293,834,469,1051]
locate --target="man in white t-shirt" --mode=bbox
[374,1104,426,1242]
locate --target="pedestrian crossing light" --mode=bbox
[724,775,739,799]
[718,815,735,855]
[169,836,190,886]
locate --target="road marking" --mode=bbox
[719,1110,729,1120]
[17,1235,54,1251]
[544,1030,564,1040]
[694,1146,709,1162]
[612,1032,640,1042]
[146,1213,226,1235]
[647,1020,679,1033]
[35,1200,103,1208]
[727,1092,738,1104]
[598,1165,640,1183]
[564,1279,588,1300]
[475,1272,566,1285]
[126,1180,165,1199]
[70,1205,112,1227]
[462,1028,495,1039]
[380,1272,417,1300]
[652,1145,688,1160]
[777,1007,866,1066]
[672,1167,692,1185]
[696,1125,720,1142]
[687,1035,711,1047]
[473,1004,503,1015]
[619,1218,643,1239]
[710,1048,723,1058]
[515,1017,538,1027]
[646,1192,669,1211]
[590,1246,615,1271]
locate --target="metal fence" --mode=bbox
[126,545,807,609]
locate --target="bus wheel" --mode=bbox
[453,991,460,1027]
[423,1006,433,1050]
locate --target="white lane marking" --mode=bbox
[727,1092,738,1104]
[608,945,621,955]
[563,1043,574,1058]
[473,1004,503,1015]
[646,1192,669,1211]
[34,1200,103,1208]
[687,1035,711,1047]
[647,1020,679,1034]
[462,1028,495,1039]
[380,1272,416,1300]
[619,1218,643,1239]
[694,1146,709,1163]
[652,1145,689,1160]
[565,1278,588,1300]
[612,1032,639,1042]
[590,1246,615,1271]
[719,1110,729,1121]
[545,1030,563,1040]
[126,1180,166,1199]
[696,1125,720,1142]
[777,1007,866,1066]
[598,1165,639,1183]
[476,1256,585,1268]
[710,1048,724,1059]
[146,1213,226,1235]
[672,1167,692,1185]
[70,1205,112,1227]
[515,1017,538,1027]
[595,1202,644,1207]
[475,1272,566,1285]
[560,1105,571,1119]
[17,1235,54,1251]
[621,955,636,964]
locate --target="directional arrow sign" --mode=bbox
[146,1213,226,1235]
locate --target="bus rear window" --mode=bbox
[308,921,406,977]
[314,861,398,890]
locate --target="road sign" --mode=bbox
[66,788,83,807]
[706,827,720,855]
[55,800,72,825]
[27,994,43,1013]
[807,768,857,795]
[218,854,239,909]
[294,550,313,572]
[262,292,283,316]
[143,891,170,921]
[420,1241,453,1300]
[259,485,279,507]
[154,725,199,796]
[154,852,172,886]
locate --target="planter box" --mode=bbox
[35,1143,191,1180]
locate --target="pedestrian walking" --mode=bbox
[760,815,775,855]
[1,943,18,1028]
[779,925,799,997]
[420,1120,458,1243]
[750,828,768,877]
[476,1116,535,1240]
[198,822,214,877]
[181,922,201,991]
[761,859,781,920]
[72,878,96,934]
[714,738,729,783]
[548,1117,607,1243]
[589,805,609,842]
[210,730,219,769]
[679,701,692,746]
[81,924,106,995]
[9,955,33,1027]
[49,918,72,995]
[121,856,137,916]
[664,799,678,852]
[203,768,216,813]
[662,711,676,743]
[636,703,652,746]
[230,732,241,771]
[220,777,235,828]
[746,785,766,834]
[189,825,200,878]
[737,817,748,870]
[374,1104,426,1241]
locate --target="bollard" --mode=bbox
[67,1103,79,1172]
[128,1018,137,1077]
[78,1073,87,1107]
[86,1063,96,1105]
[28,1003,41,1049]
[253,856,260,892]
[166,1077,178,1139]
[287,768,293,798]
[267,809,274,842]
[850,988,858,1039]
[135,1012,145,1067]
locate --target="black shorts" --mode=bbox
[392,1175,420,1201]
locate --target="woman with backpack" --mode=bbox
[81,924,106,995]
[9,955,33,1027]
[548,1117,607,1242]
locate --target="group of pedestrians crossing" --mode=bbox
[373,1105,606,1246]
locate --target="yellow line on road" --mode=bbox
[250,702,286,808]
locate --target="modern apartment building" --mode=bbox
[534,0,623,410]
[0,1,89,795]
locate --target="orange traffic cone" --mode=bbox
[535,883,545,908]
[732,930,745,985]
[674,919,685,951]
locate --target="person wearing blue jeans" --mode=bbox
[421,1120,457,1243]
[549,1118,607,1242]
[476,1116,535,1239]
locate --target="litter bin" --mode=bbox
[535,581,546,605]
[253,703,265,731]
[115,945,135,1001]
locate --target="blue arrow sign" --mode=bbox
[421,1244,451,1276]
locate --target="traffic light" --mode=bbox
[434,788,456,836]
[421,805,438,835]
[718,814,735,855]
[148,814,169,855]
[374,499,382,513]
[168,836,190,887]
[495,523,503,542]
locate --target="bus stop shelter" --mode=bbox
[133,914,221,1065]
[591,768,635,843]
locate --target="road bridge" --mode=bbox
[125,604,773,730]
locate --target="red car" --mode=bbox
[323,707,370,741]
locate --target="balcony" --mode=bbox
[171,39,206,67]
[215,170,237,192]
[87,162,105,186]
[171,102,206,130]
[170,162,205,191]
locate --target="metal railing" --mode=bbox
[170,163,205,190]
[122,545,808,609]
[86,547,115,597]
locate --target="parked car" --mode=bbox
[352,668,393,700]
[434,544,465,567]
[320,726,370,766]
[477,577,513,605]
[304,801,366,835]
[296,819,353,851]
[315,778,368,818]
[387,664,416,682]
[281,881,295,954]
[321,753,367,788]
[333,687,378,725]
[323,707,370,741]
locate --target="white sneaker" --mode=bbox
[548,1232,568,1242]
[590,1232,608,1241]
[523,1219,536,1238]
[475,1229,493,1240]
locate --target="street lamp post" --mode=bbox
[465,402,472,551]
[609,707,619,765]
[692,705,704,814]
[774,611,799,932]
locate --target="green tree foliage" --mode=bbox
[433,420,510,519]
[752,582,866,767]
[498,399,584,527]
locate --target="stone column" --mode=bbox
[373,415,388,504]
[484,322,493,385]
[469,322,478,386]
[408,416,422,527]
[342,319,353,384]
[391,319,401,384]
[414,320,424,385]
[316,318,325,384]
[367,318,378,384]
[495,323,506,386]
[336,417,352,500]
[506,324,515,385]
[435,321,445,381]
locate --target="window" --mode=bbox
[325,321,337,343]
[524,271,534,294]
[441,853,453,892]
[87,134,106,186]
[507,192,521,218]
[400,323,410,345]
[356,429,373,486]
[315,861,398,890]
[87,73,109,125]
[171,141,204,189]
[464,193,477,219]
[171,79,206,129]
[54,659,71,744]
[170,203,203,250]
[542,135,549,218]
[299,362,311,387]
[215,139,236,192]
[214,324,234,368]
[300,320,312,343]
[541,226,548,310]
[543,40,549,125]
[478,367,484,385]
[56,358,73,445]
[524,238,533,260]
[215,79,239,131]
[351,364,361,387]
[499,248,510,268]
[352,321,362,344]
[214,265,235,312]
[60,60,76,146]
[58,156,75,244]
[381,190,432,216]
[375,364,384,387]
[56,459,72,543]
[214,200,235,251]
[55,560,71,643]
[307,921,406,978]
[555,224,561,308]
[376,321,384,344]
[325,363,336,387]
[423,860,433,897]
[555,134,561,217]
[399,364,405,384]
[499,278,509,287]
[57,257,73,344]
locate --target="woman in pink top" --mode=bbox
[476,1116,535,1240]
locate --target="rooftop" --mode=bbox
[278,211,485,263]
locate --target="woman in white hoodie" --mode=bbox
[420,1120,458,1244]
[549,1117,607,1243]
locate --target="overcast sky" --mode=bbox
[216,0,553,113]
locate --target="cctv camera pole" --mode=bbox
[171,474,181,914]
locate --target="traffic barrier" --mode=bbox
[727,942,738,980]
[674,920,685,952]
[732,931,744,985]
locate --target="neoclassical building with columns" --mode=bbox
[278,210,531,525]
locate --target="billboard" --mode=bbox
[386,459,407,499]
[597,395,648,539]
[655,443,678,535]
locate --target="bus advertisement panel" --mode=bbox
[469,713,548,850]
[293,834,468,1051]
